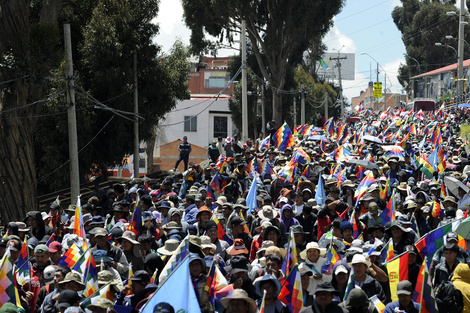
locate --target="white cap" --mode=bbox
[334,265,348,275]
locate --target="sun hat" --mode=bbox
[58,272,85,290]
[300,242,327,260]
[221,289,257,312]
[256,240,275,256]
[254,275,281,297]
[88,299,117,313]
[291,225,309,235]
[200,235,216,251]
[397,182,408,191]
[347,253,371,268]
[227,239,249,256]
[188,253,206,270]
[258,205,278,219]
[263,225,281,240]
[314,282,339,295]
[117,230,140,245]
[97,270,122,292]
[224,255,251,274]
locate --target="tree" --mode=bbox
[1,0,189,220]
[392,0,467,92]
[182,0,344,128]
[293,66,339,124]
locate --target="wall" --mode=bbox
[154,140,209,171]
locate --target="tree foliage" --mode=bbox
[392,0,469,91]
[1,0,189,218]
[182,0,344,128]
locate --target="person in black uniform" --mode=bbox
[174,136,192,171]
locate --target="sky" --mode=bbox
[154,0,407,103]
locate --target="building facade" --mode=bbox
[351,81,407,111]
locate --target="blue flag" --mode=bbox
[427,147,439,172]
[246,172,258,214]
[315,175,326,205]
[140,257,201,313]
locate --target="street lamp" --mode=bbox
[446,5,466,104]
[435,42,458,58]
[445,35,470,55]
[361,52,391,111]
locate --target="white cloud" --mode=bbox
[324,22,356,53]
[383,58,406,92]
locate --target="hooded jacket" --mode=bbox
[280,204,300,232]
[452,263,470,313]
[25,211,53,241]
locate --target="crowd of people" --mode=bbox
[3,107,470,313]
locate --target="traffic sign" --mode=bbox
[374,82,382,98]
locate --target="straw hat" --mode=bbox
[347,254,371,268]
[300,242,327,260]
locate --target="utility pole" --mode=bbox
[241,20,248,142]
[324,92,328,119]
[330,53,347,121]
[300,85,305,125]
[458,0,465,104]
[376,63,379,111]
[261,84,266,136]
[133,51,140,178]
[64,24,80,201]
[293,93,297,126]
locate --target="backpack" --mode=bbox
[435,281,464,313]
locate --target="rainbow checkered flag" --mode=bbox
[343,266,355,301]
[58,243,83,268]
[80,283,112,309]
[83,253,99,298]
[74,196,88,249]
[278,265,303,313]
[16,237,30,286]
[0,247,25,311]
[369,295,385,313]
[281,228,298,277]
[159,236,190,282]
[258,135,270,151]
[273,122,295,151]
[413,256,438,313]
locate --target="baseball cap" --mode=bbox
[0,238,8,247]
[34,244,49,254]
[396,280,413,295]
[93,227,108,237]
[7,238,21,251]
[153,302,175,313]
[334,265,349,275]
[58,290,80,309]
[44,265,58,284]
[231,216,247,226]
[49,241,62,253]
[129,270,151,283]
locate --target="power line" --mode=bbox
[36,115,115,183]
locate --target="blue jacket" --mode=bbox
[383,300,419,313]
[184,203,199,225]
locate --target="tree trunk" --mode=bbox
[146,136,156,174]
[0,0,61,222]
[272,91,283,126]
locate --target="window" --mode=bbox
[213,116,228,138]
[184,116,197,132]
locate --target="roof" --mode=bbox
[411,59,470,79]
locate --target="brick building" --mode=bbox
[351,81,407,111]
